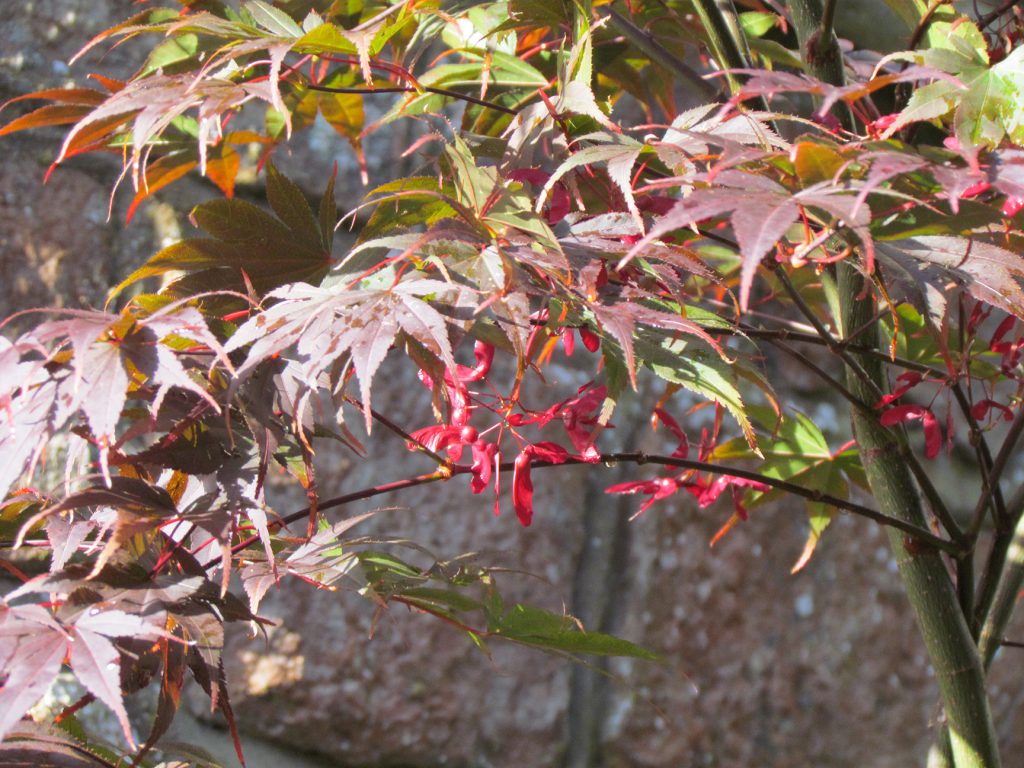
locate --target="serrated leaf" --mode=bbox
[397,587,484,614]
[872,199,1002,239]
[878,235,1024,321]
[70,627,135,746]
[245,0,303,37]
[739,11,777,38]
[638,331,757,451]
[266,161,323,251]
[228,279,456,431]
[112,170,334,299]
[0,104,95,136]
[139,33,201,77]
[0,625,68,742]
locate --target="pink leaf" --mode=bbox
[0,625,67,741]
[70,628,135,746]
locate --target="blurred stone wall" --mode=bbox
[4,4,1024,768]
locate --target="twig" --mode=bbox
[774,266,882,400]
[707,324,942,376]
[978,488,1024,665]
[950,383,1004,528]
[967,405,1024,540]
[907,0,946,50]
[604,9,720,101]
[344,395,449,466]
[763,336,869,411]
[977,0,1022,31]
[306,83,519,117]
[220,451,960,566]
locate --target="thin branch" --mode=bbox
[774,267,882,400]
[967,404,1024,540]
[978,491,1024,666]
[306,82,519,117]
[770,271,961,538]
[690,0,753,95]
[970,409,1024,634]
[223,470,453,563]
[604,9,720,100]
[763,336,869,411]
[345,395,449,466]
[220,451,959,566]
[950,383,1004,527]
[907,0,946,50]
[700,316,945,376]
[977,0,1022,31]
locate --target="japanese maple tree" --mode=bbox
[2,0,1024,766]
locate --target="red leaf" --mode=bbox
[579,327,601,353]
[874,371,924,408]
[971,399,1014,422]
[470,441,497,494]
[561,329,575,357]
[512,450,534,526]
[528,441,570,464]
[0,104,94,137]
[126,154,198,222]
[606,476,682,516]
[653,407,689,458]
[879,404,942,459]
[693,474,769,510]
[453,340,494,382]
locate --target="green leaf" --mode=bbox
[792,140,844,186]
[396,587,484,615]
[492,604,657,660]
[360,177,458,241]
[638,331,758,452]
[139,33,201,77]
[739,11,777,38]
[358,551,423,580]
[872,199,1003,240]
[245,0,303,37]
